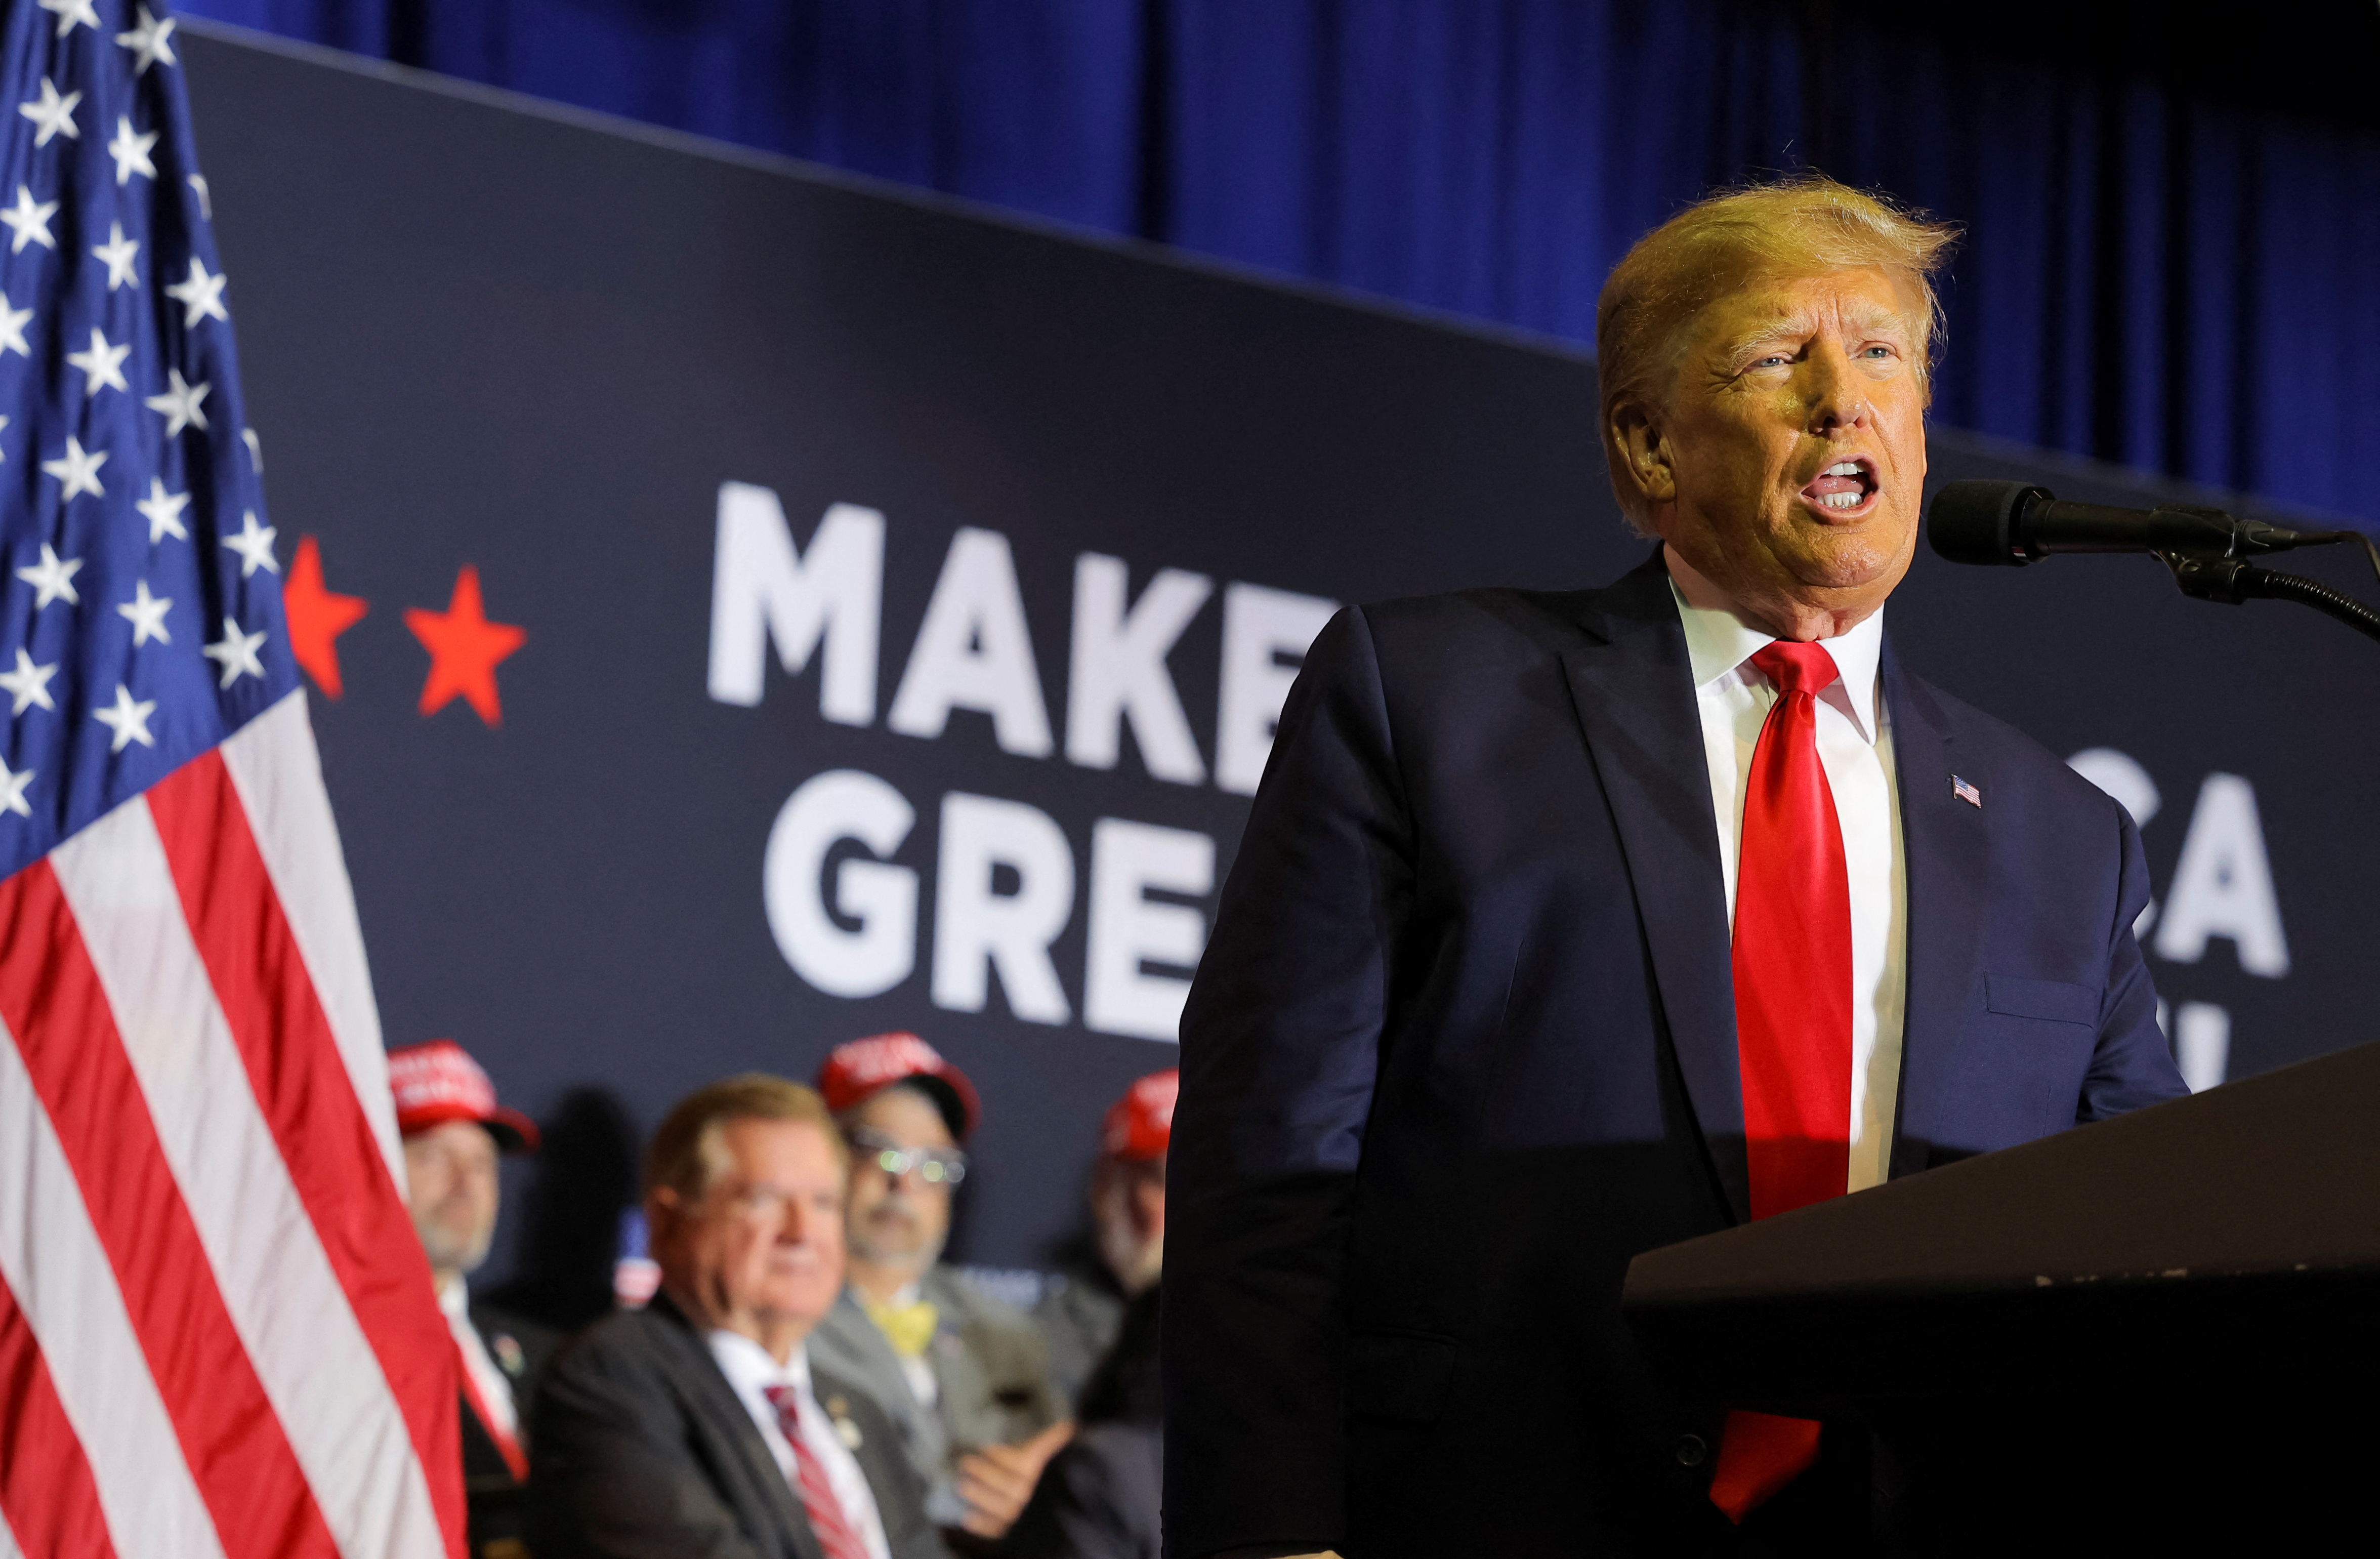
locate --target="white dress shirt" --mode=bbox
[1670,579,1908,1194]
[438,1276,519,1440]
[708,1331,894,1559]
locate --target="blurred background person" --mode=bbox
[1000,1288,1161,1559]
[1033,1071,1174,1411]
[530,1074,945,1559]
[394,1039,555,1559]
[809,1034,1071,1546]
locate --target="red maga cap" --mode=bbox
[817,1032,982,1141]
[1101,1069,1178,1162]
[388,1039,539,1152]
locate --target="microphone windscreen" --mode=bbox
[1928,480,2050,566]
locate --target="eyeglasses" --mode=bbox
[848,1127,968,1187]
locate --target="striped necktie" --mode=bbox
[763,1383,871,1559]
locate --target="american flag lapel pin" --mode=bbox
[1952,775,1982,808]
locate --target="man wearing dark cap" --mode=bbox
[1034,1069,1175,1411]
[806,1033,1070,1544]
[392,1039,557,1559]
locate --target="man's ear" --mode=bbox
[646,1186,682,1245]
[1611,397,1678,507]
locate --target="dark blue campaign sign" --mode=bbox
[180,24,2379,1303]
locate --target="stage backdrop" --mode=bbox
[178,25,2380,1313]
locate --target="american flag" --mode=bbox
[0,6,463,1559]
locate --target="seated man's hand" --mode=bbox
[953,1419,1076,1538]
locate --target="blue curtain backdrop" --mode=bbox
[180,0,2380,529]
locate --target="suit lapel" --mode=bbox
[647,1294,823,1559]
[1558,555,1750,1222]
[1881,646,1989,1178]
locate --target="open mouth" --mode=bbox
[1802,458,1878,515]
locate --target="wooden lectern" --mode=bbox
[1622,1040,2380,1549]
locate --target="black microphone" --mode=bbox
[1927,479,2328,567]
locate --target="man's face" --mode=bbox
[1092,1153,1166,1297]
[1624,265,1928,631]
[403,1119,500,1278]
[843,1085,956,1274]
[657,1117,847,1338]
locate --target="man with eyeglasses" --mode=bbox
[807,1033,1072,1547]
[528,1073,947,1559]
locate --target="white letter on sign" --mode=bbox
[707,483,883,723]
[2154,773,2289,977]
[1215,582,1338,796]
[1084,818,1215,1043]
[889,528,1055,757]
[763,769,917,998]
[932,792,1075,1023]
[1066,554,1212,785]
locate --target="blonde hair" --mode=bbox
[1595,175,1959,533]
[644,1073,846,1201]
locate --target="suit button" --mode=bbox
[1674,1433,1708,1467]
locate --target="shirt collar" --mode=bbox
[1667,577,1887,744]
[437,1273,469,1321]
[707,1328,812,1397]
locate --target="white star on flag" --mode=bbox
[92,682,157,751]
[42,436,107,500]
[38,0,99,36]
[203,618,267,687]
[116,580,172,646]
[107,116,157,186]
[0,755,30,819]
[116,5,177,71]
[187,171,210,218]
[222,511,278,577]
[0,647,57,714]
[15,542,82,607]
[1,186,58,253]
[0,293,29,357]
[137,477,190,542]
[242,428,263,471]
[165,256,228,326]
[18,77,81,146]
[66,327,130,397]
[145,367,208,434]
[92,222,141,290]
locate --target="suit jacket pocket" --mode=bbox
[1345,1331,1456,1424]
[1984,974,2098,1027]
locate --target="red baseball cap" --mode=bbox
[817,1032,982,1142]
[1101,1069,1178,1162]
[388,1039,539,1153]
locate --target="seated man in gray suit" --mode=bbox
[806,1034,1070,1543]
[530,1074,947,1559]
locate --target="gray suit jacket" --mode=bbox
[528,1291,949,1559]
[809,1269,1065,1522]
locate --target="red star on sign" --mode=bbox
[282,537,369,698]
[404,565,526,726]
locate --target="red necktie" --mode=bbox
[1707,640,1854,1524]
[763,1384,872,1559]
[454,1335,528,1482]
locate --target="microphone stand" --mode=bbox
[2153,508,2380,645]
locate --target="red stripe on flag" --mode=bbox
[0,864,342,1559]
[145,752,467,1558]
[0,1274,119,1559]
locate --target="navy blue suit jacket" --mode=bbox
[1161,555,2186,1557]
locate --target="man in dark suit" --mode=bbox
[1162,176,2190,1558]
[530,1074,948,1559]
[392,1039,560,1559]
